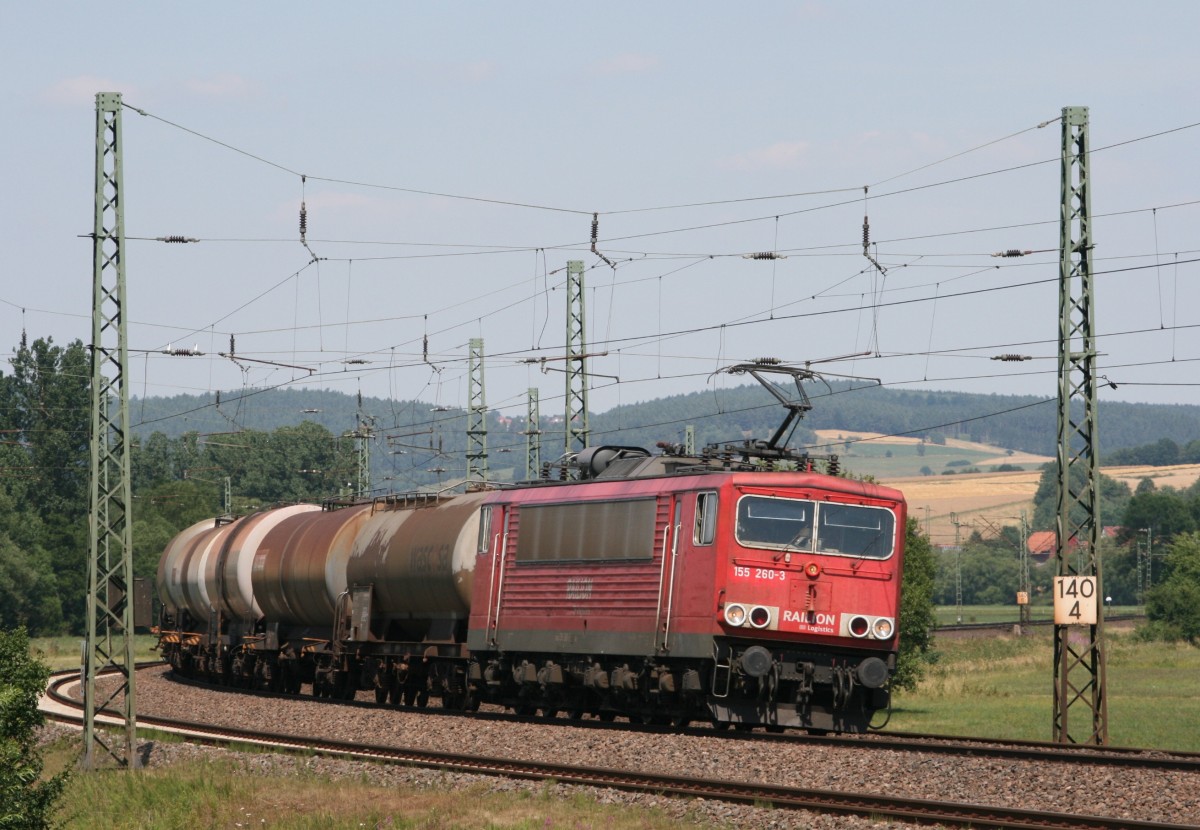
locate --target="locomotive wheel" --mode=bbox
[375,686,388,704]
[598,711,616,723]
[540,707,559,719]
[388,684,402,706]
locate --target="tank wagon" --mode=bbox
[158,363,908,732]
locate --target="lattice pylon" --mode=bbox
[1052,105,1108,746]
[84,91,138,769]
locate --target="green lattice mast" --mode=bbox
[84,91,138,769]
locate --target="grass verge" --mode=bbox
[42,733,702,830]
[889,626,1200,750]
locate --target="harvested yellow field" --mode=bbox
[882,469,1045,547]
[848,423,1200,547]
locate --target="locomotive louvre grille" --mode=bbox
[515,498,657,562]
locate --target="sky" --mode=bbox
[3,2,1199,440]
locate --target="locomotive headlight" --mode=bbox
[848,615,871,638]
[748,606,771,629]
[872,617,895,640]
[804,562,821,579]
[724,603,747,627]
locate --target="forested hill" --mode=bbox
[132,382,1200,458]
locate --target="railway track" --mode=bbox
[42,666,1199,830]
[935,613,1144,638]
[157,661,1200,773]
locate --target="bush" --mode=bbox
[1141,533,1200,645]
[894,519,938,692]
[0,627,67,829]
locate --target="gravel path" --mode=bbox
[78,666,1200,828]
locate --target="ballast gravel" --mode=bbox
[71,665,1200,829]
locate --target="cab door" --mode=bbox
[467,501,508,653]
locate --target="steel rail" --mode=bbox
[42,669,1194,830]
[156,663,1200,773]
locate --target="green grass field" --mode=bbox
[837,440,1017,478]
[889,622,1200,751]
[30,634,161,671]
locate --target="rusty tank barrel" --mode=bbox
[346,491,489,640]
[251,503,374,626]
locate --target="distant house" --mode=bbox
[1027,531,1058,563]
[1026,526,1123,563]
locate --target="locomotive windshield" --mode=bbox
[736,495,895,559]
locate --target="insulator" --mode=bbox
[752,357,781,365]
[157,235,196,243]
[862,217,870,251]
[591,212,599,245]
[826,455,840,477]
[744,252,780,260]
[991,353,1032,362]
[992,249,1032,258]
[300,201,308,240]
[229,334,236,357]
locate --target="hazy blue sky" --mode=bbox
[4,3,1199,435]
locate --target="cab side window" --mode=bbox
[694,491,718,545]
[477,506,493,555]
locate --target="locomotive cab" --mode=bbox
[711,481,904,732]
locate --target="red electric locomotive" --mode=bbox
[467,443,905,732]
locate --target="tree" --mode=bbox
[1121,490,1196,544]
[1031,463,1131,532]
[893,518,937,692]
[1140,532,1200,644]
[0,538,63,635]
[0,627,67,829]
[0,337,90,634]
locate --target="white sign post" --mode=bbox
[1054,576,1098,625]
